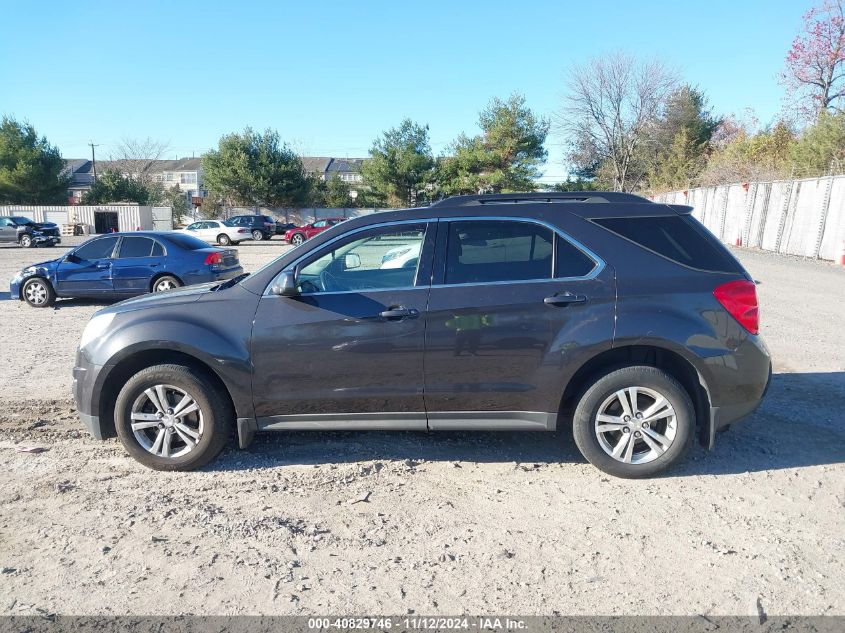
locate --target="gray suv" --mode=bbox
[73,193,771,478]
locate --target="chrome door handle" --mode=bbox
[544,292,587,306]
[379,307,420,320]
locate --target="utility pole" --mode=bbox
[88,142,99,181]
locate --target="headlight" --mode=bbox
[79,313,116,349]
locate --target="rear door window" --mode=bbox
[444,220,553,284]
[117,236,155,258]
[592,215,741,273]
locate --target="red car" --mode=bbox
[283,218,345,246]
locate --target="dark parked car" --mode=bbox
[0,216,61,248]
[11,232,242,308]
[73,193,770,477]
[275,222,297,235]
[227,215,276,241]
[283,218,344,246]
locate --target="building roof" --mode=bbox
[326,158,366,173]
[301,157,332,174]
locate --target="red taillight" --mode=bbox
[713,280,758,334]
[204,252,222,266]
[238,229,249,234]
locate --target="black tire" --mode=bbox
[19,234,33,248]
[217,234,231,245]
[572,365,694,478]
[21,277,55,308]
[252,230,264,241]
[290,233,305,246]
[114,364,233,471]
[151,275,182,293]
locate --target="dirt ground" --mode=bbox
[0,238,842,617]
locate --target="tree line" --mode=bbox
[2,0,843,206]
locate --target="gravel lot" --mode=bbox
[0,238,843,617]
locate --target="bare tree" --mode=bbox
[557,53,678,191]
[781,0,845,119]
[108,137,170,183]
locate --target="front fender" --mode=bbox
[82,285,260,421]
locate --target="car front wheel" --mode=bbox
[114,364,232,471]
[291,233,305,246]
[19,234,33,248]
[252,230,264,241]
[572,365,694,478]
[22,277,55,307]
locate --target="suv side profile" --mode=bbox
[73,193,771,478]
[228,215,276,241]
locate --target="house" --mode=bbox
[63,155,365,204]
[326,158,365,185]
[64,158,205,207]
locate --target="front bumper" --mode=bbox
[31,234,60,246]
[73,358,108,439]
[9,277,22,300]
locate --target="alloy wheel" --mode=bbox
[130,384,204,458]
[154,279,176,292]
[252,230,263,241]
[20,235,32,247]
[292,234,304,246]
[24,280,49,305]
[594,386,677,465]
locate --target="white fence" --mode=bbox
[0,205,172,233]
[654,175,845,261]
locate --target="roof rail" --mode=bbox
[429,192,652,207]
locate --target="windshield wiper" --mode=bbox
[213,272,250,291]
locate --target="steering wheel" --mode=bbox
[319,269,343,292]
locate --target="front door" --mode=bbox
[250,222,434,429]
[0,218,17,243]
[112,236,166,294]
[423,219,616,430]
[55,235,119,296]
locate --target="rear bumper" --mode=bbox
[704,334,772,448]
[183,265,243,286]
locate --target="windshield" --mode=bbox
[10,217,33,226]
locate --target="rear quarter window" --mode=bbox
[592,215,742,273]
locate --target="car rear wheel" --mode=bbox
[114,364,232,471]
[252,230,264,241]
[19,234,33,248]
[291,233,305,246]
[152,275,182,292]
[217,234,231,245]
[572,365,694,478]
[22,277,55,308]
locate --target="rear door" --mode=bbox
[55,235,119,295]
[423,218,616,430]
[112,236,165,294]
[250,221,434,428]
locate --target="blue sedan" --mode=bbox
[10,232,244,308]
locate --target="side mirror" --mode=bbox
[271,270,299,297]
[344,253,361,270]
[64,252,80,263]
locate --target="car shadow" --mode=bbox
[51,297,123,310]
[208,372,845,476]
